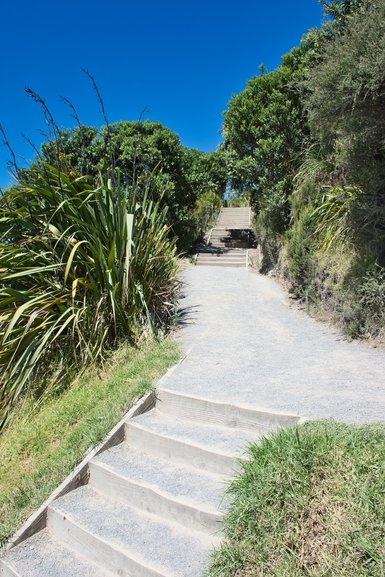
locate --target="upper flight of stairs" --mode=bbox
[195,207,253,268]
[0,386,300,577]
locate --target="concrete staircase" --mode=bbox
[196,207,252,268]
[0,386,299,577]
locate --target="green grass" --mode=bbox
[208,421,385,577]
[0,338,180,549]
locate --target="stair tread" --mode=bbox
[50,486,216,577]
[91,444,229,513]
[1,530,112,577]
[196,255,246,257]
[197,264,246,267]
[128,411,260,457]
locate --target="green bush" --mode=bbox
[345,262,385,339]
[285,205,317,298]
[194,190,222,240]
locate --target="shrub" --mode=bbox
[285,205,317,298]
[194,190,222,240]
[0,163,179,426]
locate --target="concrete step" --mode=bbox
[196,260,246,265]
[125,411,259,475]
[195,252,246,257]
[215,220,250,223]
[0,530,112,577]
[89,444,227,534]
[207,243,249,249]
[208,240,249,244]
[195,259,246,268]
[210,228,251,233]
[209,233,250,237]
[219,213,249,217]
[197,259,246,264]
[208,237,249,242]
[198,253,246,262]
[196,261,246,268]
[156,388,300,431]
[47,486,217,577]
[196,248,247,254]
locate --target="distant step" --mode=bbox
[196,260,246,268]
[196,250,247,268]
[217,207,251,228]
[195,207,253,266]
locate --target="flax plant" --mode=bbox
[0,163,179,427]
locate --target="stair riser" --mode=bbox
[196,262,246,266]
[208,242,249,245]
[196,262,246,268]
[89,462,223,535]
[196,259,246,264]
[196,251,246,255]
[125,423,241,476]
[196,255,246,258]
[157,389,299,430]
[196,259,246,263]
[47,507,164,577]
[209,237,250,241]
[197,255,246,259]
[210,239,249,243]
[210,232,250,236]
[208,241,249,245]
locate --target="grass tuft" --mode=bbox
[208,421,385,577]
[0,338,180,549]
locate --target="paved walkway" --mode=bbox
[167,265,385,423]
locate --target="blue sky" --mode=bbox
[0,0,324,188]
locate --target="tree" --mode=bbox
[223,46,309,234]
[183,148,227,198]
[40,120,198,249]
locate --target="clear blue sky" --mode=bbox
[0,0,324,188]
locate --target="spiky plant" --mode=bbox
[0,163,179,427]
[311,185,361,252]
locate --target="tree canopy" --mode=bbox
[38,120,227,249]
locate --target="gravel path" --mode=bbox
[164,265,385,423]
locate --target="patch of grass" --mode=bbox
[0,338,180,548]
[208,421,385,577]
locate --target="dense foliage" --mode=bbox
[39,121,227,249]
[223,0,385,339]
